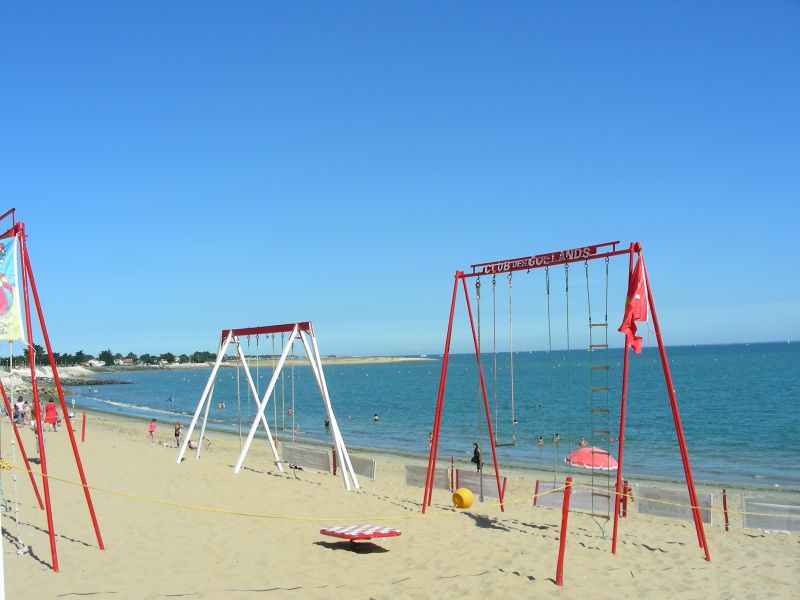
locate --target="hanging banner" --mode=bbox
[0,235,25,341]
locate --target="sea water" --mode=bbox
[65,342,800,490]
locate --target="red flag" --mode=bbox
[618,256,648,353]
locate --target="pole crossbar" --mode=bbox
[221,322,312,342]
[468,243,627,277]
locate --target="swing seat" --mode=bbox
[320,524,401,542]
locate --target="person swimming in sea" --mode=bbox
[537,436,545,446]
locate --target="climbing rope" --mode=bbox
[255,334,260,399]
[565,264,573,473]
[475,277,484,442]
[272,334,278,442]
[545,267,558,487]
[0,458,9,512]
[508,272,516,443]
[290,340,296,444]
[8,440,26,554]
[492,274,498,439]
[236,353,242,452]
[281,333,286,440]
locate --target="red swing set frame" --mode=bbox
[422,240,710,562]
[0,209,105,573]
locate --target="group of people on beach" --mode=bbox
[148,418,210,451]
[12,396,64,433]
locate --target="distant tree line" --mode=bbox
[9,345,217,367]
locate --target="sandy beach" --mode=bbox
[1,410,798,599]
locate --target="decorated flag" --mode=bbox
[0,236,25,341]
[618,255,647,353]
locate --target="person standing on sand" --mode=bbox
[14,396,25,425]
[44,398,58,432]
[149,419,157,445]
[174,421,182,448]
[471,442,482,471]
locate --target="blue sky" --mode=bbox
[2,2,798,356]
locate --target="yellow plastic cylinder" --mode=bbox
[452,487,474,509]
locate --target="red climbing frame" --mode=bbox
[422,241,710,563]
[0,210,105,573]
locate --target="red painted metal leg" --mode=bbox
[461,276,504,511]
[643,258,710,561]
[555,476,573,586]
[611,341,631,554]
[612,244,634,554]
[0,381,44,509]
[19,241,59,572]
[22,237,105,551]
[422,272,460,513]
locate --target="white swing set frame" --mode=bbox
[177,321,360,491]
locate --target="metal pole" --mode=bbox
[643,257,710,561]
[19,232,59,571]
[555,476,573,586]
[422,272,460,513]
[81,412,86,443]
[612,244,635,554]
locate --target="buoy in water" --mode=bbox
[452,487,473,509]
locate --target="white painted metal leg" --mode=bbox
[297,331,351,490]
[178,332,232,463]
[234,324,298,473]
[234,341,276,440]
[195,379,215,460]
[234,340,283,472]
[300,331,359,490]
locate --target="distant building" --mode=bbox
[86,359,106,367]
